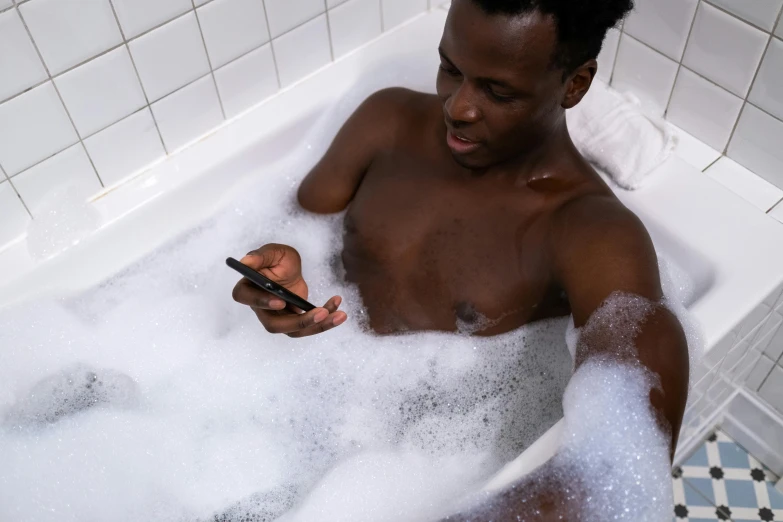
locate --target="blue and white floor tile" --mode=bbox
[673,430,783,521]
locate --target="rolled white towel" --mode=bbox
[567,81,678,190]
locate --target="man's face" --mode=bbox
[436,0,569,170]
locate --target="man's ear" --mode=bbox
[562,59,597,109]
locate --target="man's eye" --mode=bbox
[487,87,514,102]
[439,64,461,77]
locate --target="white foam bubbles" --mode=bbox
[26,184,102,260]
[451,293,681,521]
[0,153,574,521]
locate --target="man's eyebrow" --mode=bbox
[438,47,517,91]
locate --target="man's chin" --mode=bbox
[449,151,490,170]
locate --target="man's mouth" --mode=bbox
[446,130,482,154]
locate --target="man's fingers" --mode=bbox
[323,296,343,314]
[240,245,284,271]
[286,311,348,338]
[256,307,332,335]
[232,280,286,310]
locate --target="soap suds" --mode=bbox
[1,77,699,521]
[451,292,689,521]
[0,153,573,521]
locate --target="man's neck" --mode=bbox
[466,121,586,188]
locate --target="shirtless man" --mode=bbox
[232,0,689,518]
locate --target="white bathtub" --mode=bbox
[2,9,783,491]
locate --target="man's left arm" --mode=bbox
[440,197,690,521]
[553,197,690,450]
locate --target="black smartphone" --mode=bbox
[226,257,315,312]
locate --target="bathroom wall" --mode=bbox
[595,0,783,211]
[0,0,434,248]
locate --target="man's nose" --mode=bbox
[445,83,481,124]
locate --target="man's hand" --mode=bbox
[231,243,347,337]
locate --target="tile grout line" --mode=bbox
[723,29,775,156]
[0,0,336,107]
[9,56,274,184]
[191,0,227,120]
[701,155,722,173]
[767,196,783,215]
[323,0,336,62]
[379,0,386,32]
[107,0,169,155]
[1,161,33,216]
[621,31,783,131]
[605,21,624,86]
[774,4,783,35]
[661,0,700,118]
[260,0,282,90]
[755,361,776,393]
[14,1,105,188]
[701,0,779,34]
[1,0,435,107]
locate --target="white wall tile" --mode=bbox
[758,364,783,411]
[273,14,332,87]
[666,67,743,151]
[112,0,192,39]
[0,9,47,102]
[707,0,783,32]
[129,12,210,101]
[382,0,427,30]
[214,44,278,118]
[264,0,325,38]
[596,27,621,83]
[0,181,30,247]
[0,0,13,9]
[0,82,78,175]
[727,104,783,190]
[777,17,783,38]
[20,0,122,75]
[327,0,349,7]
[12,145,101,215]
[623,0,698,61]
[198,0,270,69]
[329,0,381,58]
[682,3,768,97]
[611,35,679,117]
[706,156,783,211]
[84,108,166,187]
[55,47,147,138]
[151,75,223,151]
[749,38,783,122]
[747,355,775,391]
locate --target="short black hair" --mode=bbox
[471,0,634,74]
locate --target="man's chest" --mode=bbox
[340,153,567,333]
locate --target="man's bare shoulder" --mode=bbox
[553,191,649,242]
[549,191,662,304]
[361,87,436,112]
[355,87,438,133]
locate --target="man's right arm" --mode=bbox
[297,87,410,214]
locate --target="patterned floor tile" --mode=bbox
[675,430,783,521]
[674,474,731,520]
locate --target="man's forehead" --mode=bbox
[441,0,558,74]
